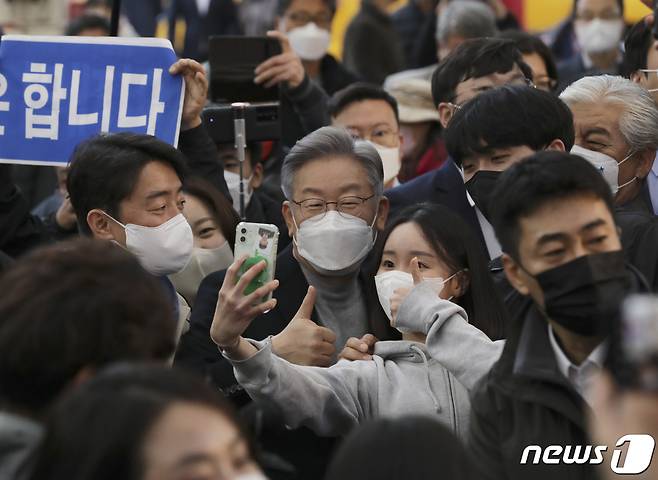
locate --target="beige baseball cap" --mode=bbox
[387,78,440,124]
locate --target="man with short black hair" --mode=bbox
[329,83,403,188]
[470,152,648,480]
[0,239,177,480]
[386,39,533,245]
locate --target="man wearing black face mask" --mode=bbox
[468,152,649,480]
[442,85,575,260]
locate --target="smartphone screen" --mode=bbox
[208,36,282,104]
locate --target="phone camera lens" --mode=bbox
[240,236,246,242]
[241,228,247,234]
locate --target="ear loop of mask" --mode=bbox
[441,268,468,302]
[617,151,638,191]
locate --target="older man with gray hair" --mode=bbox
[175,126,396,478]
[436,0,498,61]
[561,74,658,291]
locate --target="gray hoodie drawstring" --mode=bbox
[410,345,441,413]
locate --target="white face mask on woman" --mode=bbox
[374,270,456,324]
[106,213,194,276]
[294,210,378,275]
[574,18,624,54]
[571,144,636,194]
[288,22,331,61]
[169,242,234,304]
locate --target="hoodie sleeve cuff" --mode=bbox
[396,283,467,335]
[224,337,274,390]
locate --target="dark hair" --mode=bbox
[67,133,187,235]
[621,20,653,78]
[276,0,336,15]
[376,203,507,340]
[444,85,574,166]
[65,14,111,36]
[0,239,176,415]
[431,37,532,105]
[29,365,256,480]
[329,82,400,124]
[491,152,616,261]
[216,141,263,169]
[183,177,240,249]
[324,416,475,480]
[498,30,558,89]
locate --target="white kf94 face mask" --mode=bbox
[294,210,377,275]
[288,22,331,61]
[367,141,401,184]
[169,242,234,304]
[571,144,636,194]
[106,212,194,276]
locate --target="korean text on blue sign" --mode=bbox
[0,35,184,166]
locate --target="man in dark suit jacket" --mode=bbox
[175,126,398,478]
[385,38,534,259]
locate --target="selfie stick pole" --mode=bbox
[232,103,248,220]
[654,0,658,40]
[110,0,121,37]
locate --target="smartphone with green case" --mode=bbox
[234,222,279,302]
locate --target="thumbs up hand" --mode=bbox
[272,286,337,367]
[390,258,422,327]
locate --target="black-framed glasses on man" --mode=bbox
[292,195,375,220]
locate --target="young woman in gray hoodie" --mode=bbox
[211,204,507,439]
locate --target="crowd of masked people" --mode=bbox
[3,0,658,479]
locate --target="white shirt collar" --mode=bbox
[548,325,607,380]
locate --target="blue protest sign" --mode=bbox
[0,35,184,166]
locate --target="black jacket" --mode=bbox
[616,180,658,292]
[279,74,331,150]
[342,1,405,84]
[386,159,488,254]
[469,265,648,480]
[319,54,359,96]
[174,244,397,478]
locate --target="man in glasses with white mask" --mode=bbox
[175,126,397,478]
[329,83,404,189]
[560,74,658,292]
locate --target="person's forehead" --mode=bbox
[518,195,613,247]
[292,156,371,193]
[571,101,624,137]
[455,65,523,97]
[333,99,397,129]
[131,161,181,197]
[522,52,548,77]
[577,0,619,14]
[286,0,331,14]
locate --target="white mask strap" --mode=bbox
[102,211,126,229]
